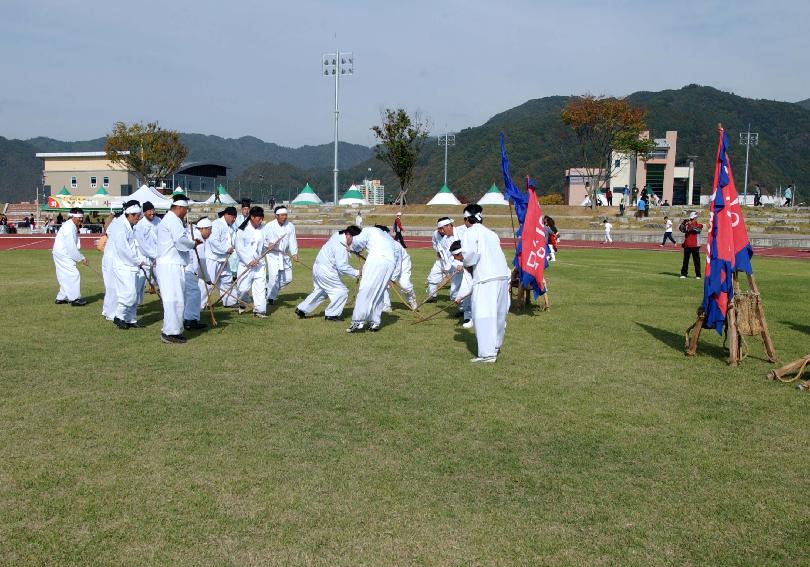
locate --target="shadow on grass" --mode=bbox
[658,272,684,278]
[268,292,309,314]
[634,321,728,360]
[453,322,478,356]
[781,321,810,335]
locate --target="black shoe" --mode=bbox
[55,299,69,305]
[113,317,129,330]
[425,297,437,304]
[324,315,342,321]
[369,323,381,332]
[456,311,465,318]
[268,298,275,305]
[161,333,187,344]
[70,298,87,306]
[128,321,145,328]
[183,319,207,330]
[295,308,306,319]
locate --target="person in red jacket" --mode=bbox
[393,212,406,248]
[680,211,704,279]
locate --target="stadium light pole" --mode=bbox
[438,132,456,187]
[322,50,354,205]
[739,124,758,205]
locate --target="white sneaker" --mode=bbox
[253,311,267,319]
[695,276,701,279]
[679,276,687,279]
[462,319,474,329]
[470,356,497,364]
[346,322,364,333]
[369,323,381,332]
[382,306,393,313]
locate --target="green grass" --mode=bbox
[1,248,809,565]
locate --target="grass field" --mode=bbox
[1,247,808,565]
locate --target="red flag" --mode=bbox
[520,187,547,285]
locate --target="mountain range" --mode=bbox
[2,85,809,204]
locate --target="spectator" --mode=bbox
[56,213,64,225]
[660,215,676,246]
[662,200,670,207]
[393,212,406,248]
[618,202,625,216]
[355,211,363,226]
[637,198,647,218]
[606,188,613,206]
[602,219,613,244]
[631,185,639,205]
[784,185,793,207]
[544,216,558,262]
[754,184,762,207]
[680,212,703,279]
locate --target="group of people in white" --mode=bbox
[51,198,511,362]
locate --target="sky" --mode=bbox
[1,0,808,147]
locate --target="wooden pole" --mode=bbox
[685,309,705,356]
[746,273,777,362]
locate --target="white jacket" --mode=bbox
[156,211,196,266]
[460,223,510,285]
[52,220,84,262]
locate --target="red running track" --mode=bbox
[2,234,809,260]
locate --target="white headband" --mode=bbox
[437,218,454,228]
[69,213,83,218]
[125,204,142,215]
[173,199,189,207]
[275,207,288,215]
[463,211,483,221]
[196,218,213,228]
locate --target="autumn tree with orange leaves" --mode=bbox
[561,96,655,208]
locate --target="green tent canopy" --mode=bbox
[93,186,109,196]
[57,186,71,196]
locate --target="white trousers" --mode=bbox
[53,253,81,301]
[426,259,445,297]
[604,231,613,243]
[101,255,117,319]
[471,278,510,358]
[207,258,235,307]
[155,263,186,336]
[183,270,202,321]
[266,254,292,300]
[135,264,155,305]
[352,257,395,325]
[297,264,350,317]
[238,262,267,314]
[383,259,415,309]
[114,267,139,323]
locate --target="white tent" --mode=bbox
[203,184,238,205]
[477,183,509,206]
[426,184,461,206]
[291,182,323,205]
[111,185,173,210]
[338,185,369,206]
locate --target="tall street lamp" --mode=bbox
[438,132,455,187]
[739,125,759,205]
[322,50,354,205]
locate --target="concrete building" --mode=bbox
[563,168,606,206]
[37,152,138,197]
[360,179,385,205]
[564,131,699,206]
[37,152,229,198]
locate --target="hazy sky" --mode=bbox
[1,0,808,147]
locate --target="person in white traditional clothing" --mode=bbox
[230,199,252,275]
[457,204,511,363]
[295,225,361,321]
[110,201,147,329]
[133,201,160,306]
[426,217,462,302]
[101,210,124,319]
[185,218,213,328]
[450,240,473,328]
[262,205,298,305]
[347,225,398,332]
[379,225,417,312]
[207,206,237,307]
[155,194,202,344]
[235,206,269,318]
[52,207,88,306]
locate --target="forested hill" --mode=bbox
[241,85,810,204]
[3,86,810,204]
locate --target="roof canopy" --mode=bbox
[111,185,173,210]
[203,184,237,205]
[291,182,323,205]
[57,186,71,196]
[477,183,509,206]
[426,184,461,205]
[338,184,369,205]
[93,186,109,196]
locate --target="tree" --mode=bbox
[104,121,188,186]
[371,109,429,206]
[560,96,655,208]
